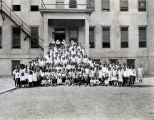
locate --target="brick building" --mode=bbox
[0,0,154,75]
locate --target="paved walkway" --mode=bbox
[0,76,16,94]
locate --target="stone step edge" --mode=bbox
[0,87,16,94]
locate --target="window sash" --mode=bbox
[103,27,110,42]
[120,0,128,7]
[121,27,128,42]
[138,0,146,11]
[69,0,77,8]
[87,0,95,9]
[102,27,110,48]
[120,0,128,11]
[139,27,146,41]
[31,5,39,11]
[12,27,21,48]
[31,27,39,48]
[12,5,21,11]
[89,27,95,48]
[0,27,2,48]
[102,0,110,10]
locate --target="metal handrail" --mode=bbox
[0,0,44,49]
[40,0,94,9]
[0,0,31,35]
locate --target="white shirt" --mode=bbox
[28,75,33,82]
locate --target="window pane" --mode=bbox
[87,0,95,9]
[12,27,21,48]
[139,27,146,48]
[121,27,128,48]
[89,27,95,48]
[31,5,39,11]
[13,5,21,11]
[138,0,146,11]
[102,27,110,48]
[31,27,39,48]
[102,0,110,11]
[120,0,128,11]
[0,27,2,48]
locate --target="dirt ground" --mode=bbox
[0,84,154,120]
[0,76,154,120]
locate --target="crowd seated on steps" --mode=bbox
[13,39,144,88]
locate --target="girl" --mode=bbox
[118,68,123,87]
[112,67,118,86]
[28,71,33,87]
[32,70,38,87]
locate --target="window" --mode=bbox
[69,0,77,8]
[139,27,147,48]
[31,5,39,11]
[121,27,128,48]
[120,0,128,11]
[102,0,110,11]
[69,27,78,43]
[12,5,21,11]
[89,27,95,48]
[0,27,2,49]
[31,27,39,48]
[12,27,21,48]
[127,59,135,68]
[56,0,64,9]
[109,59,118,64]
[87,0,95,9]
[12,60,20,73]
[102,27,110,48]
[138,0,146,11]
[93,59,100,64]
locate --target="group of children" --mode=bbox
[13,40,144,88]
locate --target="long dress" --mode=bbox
[112,70,117,81]
[118,70,123,82]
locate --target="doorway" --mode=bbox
[54,28,65,42]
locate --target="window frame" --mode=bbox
[12,26,21,49]
[102,0,110,11]
[102,26,111,48]
[69,0,77,8]
[120,0,129,12]
[139,26,147,48]
[89,26,95,48]
[30,26,39,49]
[121,26,129,48]
[12,5,21,11]
[0,27,2,49]
[30,5,39,12]
[138,0,146,12]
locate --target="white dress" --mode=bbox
[118,71,123,82]
[112,70,117,81]
[28,75,33,83]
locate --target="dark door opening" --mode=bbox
[55,28,65,42]
[55,33,65,42]
[12,60,20,73]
